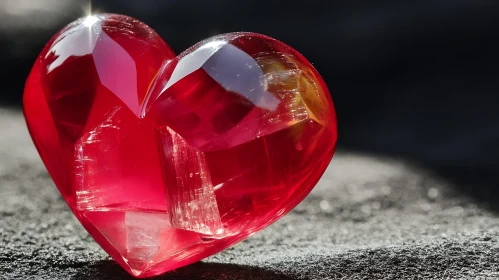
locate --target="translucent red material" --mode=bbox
[23,14,337,277]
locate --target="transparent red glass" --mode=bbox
[23,14,337,277]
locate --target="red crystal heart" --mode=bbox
[23,14,337,277]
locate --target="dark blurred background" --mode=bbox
[1,0,499,199]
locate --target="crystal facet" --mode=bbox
[23,14,337,278]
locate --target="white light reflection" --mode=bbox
[161,41,227,94]
[160,41,280,111]
[83,15,99,27]
[45,14,101,72]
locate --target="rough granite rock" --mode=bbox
[0,108,498,279]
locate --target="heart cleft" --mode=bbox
[23,14,337,278]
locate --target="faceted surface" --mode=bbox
[23,14,337,278]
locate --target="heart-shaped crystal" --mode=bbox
[23,14,337,278]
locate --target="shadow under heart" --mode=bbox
[70,260,298,280]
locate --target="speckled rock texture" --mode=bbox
[1,108,498,279]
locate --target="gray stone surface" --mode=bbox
[0,108,498,279]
